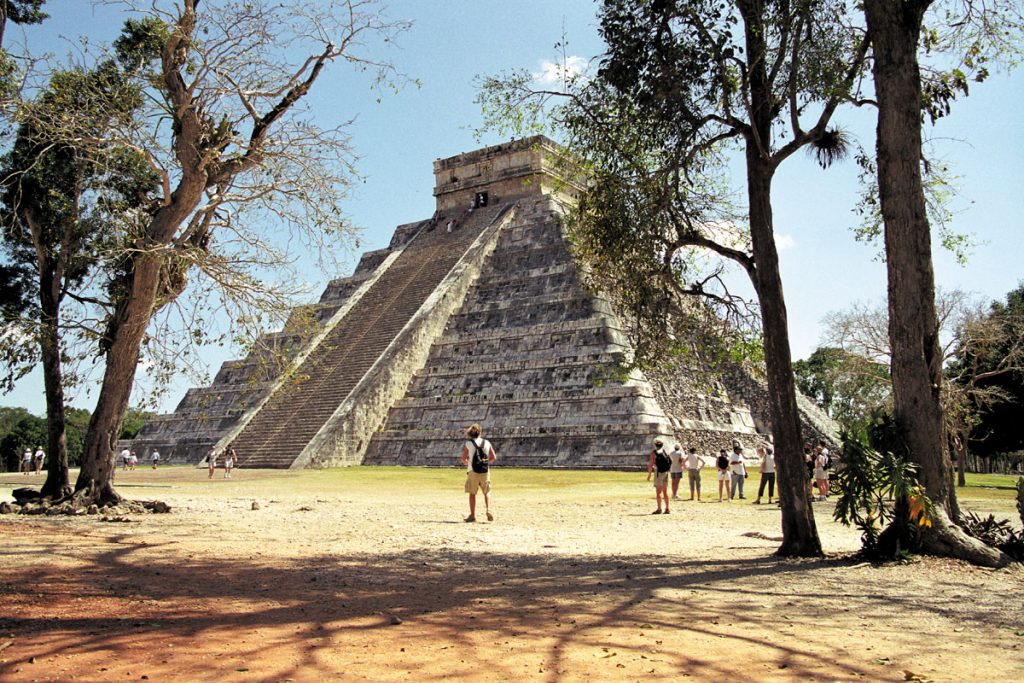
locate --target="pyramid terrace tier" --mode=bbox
[365,424,753,470]
[378,388,742,432]
[421,321,628,362]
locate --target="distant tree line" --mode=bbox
[0,405,149,472]
[794,283,1024,476]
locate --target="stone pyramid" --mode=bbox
[130,136,836,468]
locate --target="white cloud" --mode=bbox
[533,55,589,86]
[775,233,796,251]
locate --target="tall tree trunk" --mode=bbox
[747,155,823,557]
[38,276,71,499]
[737,1,822,557]
[864,0,1006,567]
[73,254,163,506]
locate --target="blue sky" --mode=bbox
[3,0,1023,416]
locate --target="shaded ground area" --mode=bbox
[1,467,1022,682]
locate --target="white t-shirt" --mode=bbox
[152,451,160,462]
[729,451,746,474]
[816,450,830,470]
[669,449,684,473]
[23,450,32,462]
[34,449,44,461]
[120,449,130,462]
[761,451,776,474]
[464,437,493,472]
[684,452,704,469]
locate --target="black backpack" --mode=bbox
[471,439,489,473]
[654,449,671,473]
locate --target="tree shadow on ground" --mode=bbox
[3,525,1019,681]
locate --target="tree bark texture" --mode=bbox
[864,0,1007,567]
[739,1,822,557]
[747,154,823,558]
[38,273,71,499]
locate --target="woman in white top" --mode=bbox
[754,445,776,505]
[669,445,685,500]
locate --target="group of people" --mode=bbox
[21,447,45,474]
[456,424,837,522]
[206,443,237,479]
[646,437,837,513]
[118,448,162,470]
[805,439,834,501]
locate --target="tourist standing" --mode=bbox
[460,423,496,522]
[151,450,160,469]
[716,449,730,501]
[223,443,236,478]
[646,439,672,514]
[669,444,684,500]
[22,448,32,475]
[814,440,830,501]
[729,443,747,500]
[754,445,776,505]
[33,447,44,474]
[684,447,705,501]
[121,447,131,471]
[129,451,138,470]
[207,446,217,479]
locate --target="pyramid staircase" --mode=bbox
[228,201,513,468]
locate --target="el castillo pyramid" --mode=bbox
[129,136,836,468]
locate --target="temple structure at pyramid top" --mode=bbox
[130,135,836,468]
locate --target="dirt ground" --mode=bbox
[1,466,1022,682]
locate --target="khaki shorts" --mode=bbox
[652,471,669,488]
[465,471,491,495]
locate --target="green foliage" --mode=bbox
[0,404,31,436]
[119,407,151,440]
[948,283,1024,455]
[793,346,891,433]
[832,433,935,559]
[0,412,44,471]
[0,34,159,391]
[2,1,48,27]
[959,510,1024,561]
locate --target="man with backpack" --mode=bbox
[646,439,672,514]
[460,423,497,523]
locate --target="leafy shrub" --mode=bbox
[831,432,934,559]
[960,510,1024,562]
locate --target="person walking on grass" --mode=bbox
[646,439,672,514]
[684,447,706,501]
[33,447,44,474]
[716,449,730,501]
[669,444,684,500]
[753,445,776,505]
[22,448,32,475]
[207,446,217,479]
[223,443,236,479]
[729,443,748,500]
[460,423,496,522]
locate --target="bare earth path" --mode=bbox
[1,467,1022,682]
